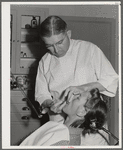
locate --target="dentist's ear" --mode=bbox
[67,30,71,39]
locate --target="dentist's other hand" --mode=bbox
[41,99,54,114]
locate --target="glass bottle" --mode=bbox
[31,16,37,28]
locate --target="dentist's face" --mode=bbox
[42,31,71,58]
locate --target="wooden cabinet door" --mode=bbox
[10,9,17,73]
[11,122,41,145]
[11,90,41,145]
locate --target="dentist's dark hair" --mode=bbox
[39,15,67,38]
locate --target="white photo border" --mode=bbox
[1,1,122,149]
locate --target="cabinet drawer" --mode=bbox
[11,121,41,145]
[11,96,27,104]
[11,91,34,104]
[11,90,27,97]
[11,112,39,122]
[11,103,31,113]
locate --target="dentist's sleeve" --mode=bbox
[92,45,119,97]
[35,60,52,105]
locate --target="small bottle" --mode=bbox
[20,51,23,57]
[13,81,17,89]
[23,53,27,57]
[31,16,37,28]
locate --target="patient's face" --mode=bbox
[63,91,91,116]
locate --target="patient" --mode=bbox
[20,88,109,146]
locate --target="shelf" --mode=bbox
[21,28,38,34]
[21,28,38,30]
[19,68,37,74]
[21,42,40,45]
[11,88,31,91]
[20,57,36,59]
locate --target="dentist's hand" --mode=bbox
[63,85,87,103]
[41,99,54,114]
[50,98,67,113]
[41,91,67,114]
[63,82,106,103]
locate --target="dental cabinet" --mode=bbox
[11,6,48,74]
[10,5,49,145]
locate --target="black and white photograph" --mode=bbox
[2,1,121,149]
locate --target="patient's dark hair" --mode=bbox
[39,15,67,38]
[70,88,108,136]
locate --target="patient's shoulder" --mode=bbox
[81,132,109,146]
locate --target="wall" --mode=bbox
[31,5,118,19]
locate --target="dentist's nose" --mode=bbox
[53,44,59,53]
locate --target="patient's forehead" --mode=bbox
[85,95,99,109]
[83,93,93,108]
[78,92,92,107]
[85,100,93,109]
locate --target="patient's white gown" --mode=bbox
[20,121,108,146]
